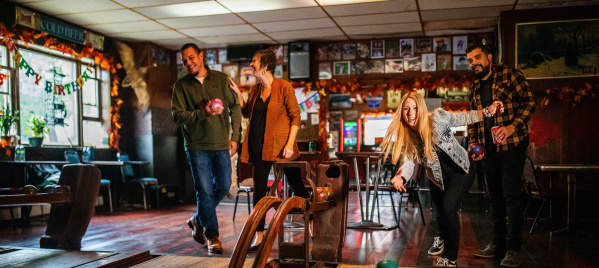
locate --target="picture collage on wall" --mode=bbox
[316,33,493,78]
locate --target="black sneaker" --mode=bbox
[435,257,457,267]
[428,236,445,256]
[473,241,504,258]
[500,250,522,267]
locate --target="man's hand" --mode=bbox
[391,169,406,192]
[494,125,515,144]
[205,101,224,116]
[229,141,238,157]
[471,153,485,161]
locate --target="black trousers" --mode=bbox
[481,142,527,251]
[430,157,476,261]
[251,154,310,231]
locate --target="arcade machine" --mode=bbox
[339,118,361,152]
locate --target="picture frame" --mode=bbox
[421,53,436,72]
[386,40,399,58]
[516,18,599,79]
[453,55,469,71]
[222,64,239,84]
[437,54,452,71]
[239,62,255,86]
[352,60,368,75]
[415,38,432,53]
[334,61,350,75]
[218,49,227,63]
[371,40,385,59]
[400,39,414,57]
[318,62,332,79]
[357,42,370,59]
[316,45,329,61]
[343,43,356,60]
[453,35,467,54]
[385,59,404,73]
[404,56,421,71]
[433,37,451,52]
[329,43,342,60]
[367,60,385,73]
[205,49,217,65]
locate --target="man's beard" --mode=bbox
[473,64,490,79]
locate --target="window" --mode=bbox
[0,45,15,135]
[9,42,110,148]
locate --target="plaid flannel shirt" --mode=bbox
[467,65,537,152]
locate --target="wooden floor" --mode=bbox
[1,192,597,267]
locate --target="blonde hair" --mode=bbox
[380,92,436,165]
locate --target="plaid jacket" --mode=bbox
[467,65,537,152]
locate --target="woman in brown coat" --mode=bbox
[229,49,309,251]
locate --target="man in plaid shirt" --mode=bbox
[466,44,537,267]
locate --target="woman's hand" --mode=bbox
[391,169,406,192]
[282,144,294,159]
[228,76,241,95]
[487,101,504,115]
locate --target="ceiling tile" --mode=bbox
[425,28,496,37]
[20,0,122,15]
[516,0,599,9]
[253,18,336,32]
[56,9,147,25]
[268,27,345,40]
[109,30,186,40]
[113,0,201,8]
[348,31,423,39]
[149,37,204,50]
[343,22,422,35]
[158,14,244,29]
[86,21,167,34]
[423,18,498,31]
[276,35,348,44]
[179,25,258,37]
[324,0,417,16]
[317,0,391,5]
[134,2,230,19]
[334,11,420,26]
[421,5,512,21]
[199,33,275,45]
[418,0,515,10]
[236,7,328,23]
[218,0,317,13]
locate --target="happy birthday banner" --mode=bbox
[2,35,93,95]
[298,92,320,112]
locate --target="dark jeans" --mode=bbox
[430,157,476,261]
[186,150,232,239]
[481,142,527,251]
[252,154,310,231]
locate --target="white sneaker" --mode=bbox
[436,257,457,267]
[428,236,445,256]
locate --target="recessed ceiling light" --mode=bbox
[316,0,389,6]
[136,2,231,19]
[218,0,317,13]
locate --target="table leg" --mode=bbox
[282,171,304,229]
[347,157,397,230]
[550,173,572,236]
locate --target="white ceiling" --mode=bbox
[7,0,599,50]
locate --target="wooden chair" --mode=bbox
[377,161,426,225]
[233,161,253,221]
[117,152,158,210]
[522,155,555,233]
[64,150,113,213]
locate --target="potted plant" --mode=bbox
[0,104,19,147]
[26,114,50,147]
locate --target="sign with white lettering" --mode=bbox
[40,16,85,44]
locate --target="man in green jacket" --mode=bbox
[172,43,241,254]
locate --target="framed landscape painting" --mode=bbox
[516,18,599,79]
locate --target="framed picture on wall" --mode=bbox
[371,40,385,58]
[239,62,255,86]
[453,35,467,54]
[316,45,329,61]
[334,61,350,75]
[352,60,368,74]
[367,60,385,73]
[205,49,217,65]
[222,64,239,84]
[343,43,356,60]
[433,37,451,52]
[415,38,432,53]
[453,55,469,70]
[318,62,332,79]
[357,42,370,59]
[404,56,421,71]
[422,53,436,72]
[385,59,404,73]
[386,40,400,58]
[400,39,414,57]
[516,19,599,79]
[329,43,342,60]
[218,49,227,63]
[437,54,452,71]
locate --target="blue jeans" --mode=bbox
[186,150,232,239]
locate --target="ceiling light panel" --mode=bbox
[217,0,317,13]
[417,0,515,10]
[135,2,231,19]
[179,24,258,37]
[158,14,244,29]
[334,11,420,26]
[150,37,203,49]
[113,0,202,8]
[253,18,335,32]
[199,33,274,44]
[57,9,147,25]
[236,7,328,23]
[21,0,122,15]
[324,0,417,16]
[85,21,168,34]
